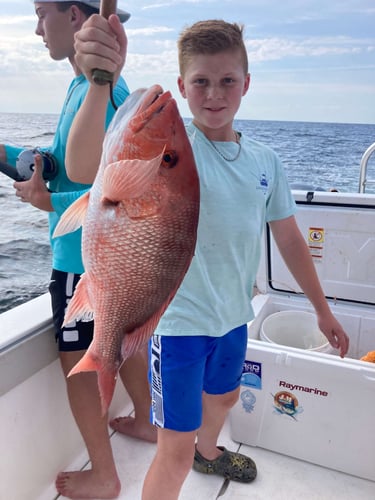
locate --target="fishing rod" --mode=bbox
[0,160,24,181]
[92,0,118,86]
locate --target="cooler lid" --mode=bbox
[256,191,375,306]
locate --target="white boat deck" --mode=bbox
[56,412,375,500]
[2,187,375,500]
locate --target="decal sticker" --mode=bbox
[272,391,303,420]
[241,389,257,413]
[308,227,325,260]
[241,360,262,390]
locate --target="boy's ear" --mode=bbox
[70,5,83,27]
[177,76,187,98]
[242,73,251,96]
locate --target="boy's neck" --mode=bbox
[192,120,237,142]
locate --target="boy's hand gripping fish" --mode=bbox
[54,85,200,414]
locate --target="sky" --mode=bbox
[0,0,374,124]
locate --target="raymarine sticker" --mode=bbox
[272,390,303,420]
[241,360,262,390]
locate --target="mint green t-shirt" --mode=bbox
[154,122,296,338]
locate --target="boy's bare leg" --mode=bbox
[142,428,196,500]
[195,389,240,459]
[110,345,157,443]
[55,350,121,499]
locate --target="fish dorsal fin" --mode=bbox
[102,150,165,202]
[53,191,90,237]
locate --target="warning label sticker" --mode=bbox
[308,227,324,260]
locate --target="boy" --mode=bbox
[1,3,155,499]
[69,18,349,500]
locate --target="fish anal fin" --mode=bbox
[53,191,90,237]
[121,274,193,359]
[63,274,94,326]
[121,301,171,360]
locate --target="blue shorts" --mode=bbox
[149,324,248,432]
[49,269,94,352]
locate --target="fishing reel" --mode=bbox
[16,149,58,181]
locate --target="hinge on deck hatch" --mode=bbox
[306,191,314,202]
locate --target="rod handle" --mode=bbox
[92,0,118,85]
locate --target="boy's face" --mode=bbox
[34,2,78,62]
[178,50,250,140]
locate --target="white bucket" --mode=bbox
[260,310,331,353]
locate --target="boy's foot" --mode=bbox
[109,416,157,443]
[55,469,121,499]
[193,446,257,483]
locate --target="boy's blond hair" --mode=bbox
[178,20,248,77]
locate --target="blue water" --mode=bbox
[0,112,374,313]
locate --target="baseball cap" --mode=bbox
[34,1,131,23]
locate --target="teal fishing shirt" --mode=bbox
[5,74,129,274]
[155,122,297,338]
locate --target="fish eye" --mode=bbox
[162,150,178,169]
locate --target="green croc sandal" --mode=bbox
[193,446,257,483]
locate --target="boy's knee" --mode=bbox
[222,389,240,409]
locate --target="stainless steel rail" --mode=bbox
[359,142,375,193]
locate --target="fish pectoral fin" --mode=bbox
[63,274,94,325]
[53,191,90,238]
[102,150,165,202]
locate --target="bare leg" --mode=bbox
[55,350,121,499]
[196,389,240,460]
[110,345,157,443]
[142,428,196,500]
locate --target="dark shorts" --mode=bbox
[149,324,248,432]
[49,269,94,352]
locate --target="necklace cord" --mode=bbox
[208,131,241,162]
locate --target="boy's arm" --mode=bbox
[0,145,7,163]
[269,215,349,358]
[0,144,25,166]
[66,84,109,184]
[66,14,127,184]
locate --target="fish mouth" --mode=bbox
[139,85,172,113]
[130,85,173,130]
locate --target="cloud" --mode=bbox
[246,36,374,63]
[0,15,35,25]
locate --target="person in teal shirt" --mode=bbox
[0,2,156,499]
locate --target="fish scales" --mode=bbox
[53,85,200,414]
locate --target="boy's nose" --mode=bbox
[207,84,223,99]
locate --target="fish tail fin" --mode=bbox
[68,351,118,416]
[97,367,118,416]
[68,351,100,377]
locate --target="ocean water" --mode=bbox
[0,112,374,314]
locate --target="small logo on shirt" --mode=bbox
[257,174,268,194]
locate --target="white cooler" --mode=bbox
[229,191,375,481]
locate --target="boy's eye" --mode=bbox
[194,78,207,86]
[223,77,234,85]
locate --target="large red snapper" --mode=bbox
[54,85,200,414]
